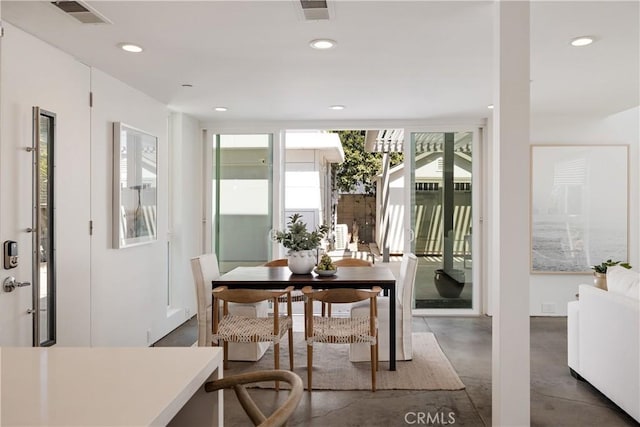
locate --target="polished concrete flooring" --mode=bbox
[155,316,637,426]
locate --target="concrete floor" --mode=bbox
[155,316,637,426]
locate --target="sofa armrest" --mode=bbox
[578,284,639,422]
[567,300,580,372]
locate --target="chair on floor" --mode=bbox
[333,258,373,267]
[302,285,380,392]
[213,286,295,389]
[190,253,269,360]
[323,257,373,316]
[265,258,324,324]
[205,369,303,427]
[264,258,306,305]
[349,253,418,362]
[263,258,289,267]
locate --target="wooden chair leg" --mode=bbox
[321,302,326,317]
[307,344,313,392]
[223,342,229,370]
[370,344,377,392]
[376,342,379,372]
[274,343,280,391]
[288,329,294,371]
[303,301,308,337]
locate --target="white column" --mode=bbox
[492,2,531,426]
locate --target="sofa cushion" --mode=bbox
[607,266,640,300]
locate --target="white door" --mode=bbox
[0,23,91,346]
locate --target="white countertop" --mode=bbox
[1,346,223,426]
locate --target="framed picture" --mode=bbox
[112,122,158,248]
[530,145,628,273]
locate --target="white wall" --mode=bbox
[90,69,179,346]
[529,107,639,316]
[168,112,202,323]
[1,24,199,346]
[0,23,91,346]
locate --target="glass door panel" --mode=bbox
[411,132,473,310]
[213,134,273,273]
[34,108,56,346]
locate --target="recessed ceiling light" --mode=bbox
[329,105,345,110]
[570,36,594,47]
[488,104,494,109]
[118,43,143,53]
[214,107,228,112]
[310,39,337,50]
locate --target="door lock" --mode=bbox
[3,276,31,292]
[4,240,18,269]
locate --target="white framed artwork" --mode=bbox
[530,145,628,273]
[112,122,158,249]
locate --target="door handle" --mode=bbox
[3,276,31,292]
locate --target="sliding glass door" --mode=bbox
[408,130,479,312]
[212,134,273,273]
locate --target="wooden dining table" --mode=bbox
[214,266,398,371]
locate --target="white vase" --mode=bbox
[287,250,317,274]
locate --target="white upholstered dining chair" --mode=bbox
[190,253,269,361]
[349,253,418,362]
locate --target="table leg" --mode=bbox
[389,284,396,371]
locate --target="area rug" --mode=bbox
[224,332,465,390]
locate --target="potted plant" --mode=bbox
[273,213,329,274]
[590,259,632,290]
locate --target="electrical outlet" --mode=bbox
[146,329,152,345]
[541,303,556,313]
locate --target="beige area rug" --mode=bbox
[224,332,465,390]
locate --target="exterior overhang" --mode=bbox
[286,131,345,163]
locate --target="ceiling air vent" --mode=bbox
[51,1,111,24]
[299,0,330,20]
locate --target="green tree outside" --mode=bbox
[333,130,403,195]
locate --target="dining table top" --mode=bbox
[214,265,396,287]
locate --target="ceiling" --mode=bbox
[2,1,638,123]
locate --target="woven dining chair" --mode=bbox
[321,257,373,317]
[191,254,269,360]
[213,286,295,390]
[264,258,306,305]
[264,258,329,332]
[333,258,373,267]
[263,258,289,267]
[301,285,380,392]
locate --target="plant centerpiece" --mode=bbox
[590,259,632,290]
[273,213,329,274]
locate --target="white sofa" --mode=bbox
[567,266,639,422]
